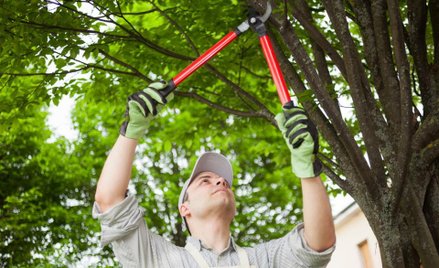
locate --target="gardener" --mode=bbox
[93,82,336,267]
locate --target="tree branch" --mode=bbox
[322,0,387,186]
[321,162,353,193]
[0,66,91,77]
[386,0,414,186]
[97,49,151,82]
[269,15,346,121]
[430,0,439,65]
[412,110,439,152]
[288,0,348,79]
[369,1,405,140]
[175,91,274,124]
[319,153,353,192]
[47,0,114,23]
[406,0,428,103]
[420,139,439,165]
[350,1,395,124]
[114,0,161,60]
[407,0,438,116]
[290,0,341,111]
[235,64,272,80]
[51,49,144,78]
[14,19,134,40]
[202,64,273,119]
[87,0,194,62]
[49,0,193,66]
[403,186,439,266]
[348,0,396,177]
[147,0,200,56]
[17,11,196,64]
[3,43,152,82]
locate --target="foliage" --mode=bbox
[0,81,112,265]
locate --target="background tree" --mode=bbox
[0,77,116,266]
[1,0,438,267]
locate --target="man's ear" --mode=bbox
[179,203,190,217]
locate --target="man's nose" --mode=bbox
[215,177,227,186]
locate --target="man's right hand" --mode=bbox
[120,81,173,140]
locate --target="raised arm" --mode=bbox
[95,81,172,213]
[301,176,335,251]
[95,136,138,213]
[275,102,336,252]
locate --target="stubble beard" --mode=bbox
[199,193,236,220]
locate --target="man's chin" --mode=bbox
[206,199,235,213]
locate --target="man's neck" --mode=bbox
[189,217,231,253]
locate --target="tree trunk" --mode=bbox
[355,171,439,268]
[423,165,439,256]
[374,221,418,268]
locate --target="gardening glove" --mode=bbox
[275,101,322,179]
[120,81,173,140]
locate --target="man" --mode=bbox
[93,82,336,267]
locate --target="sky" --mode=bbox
[47,96,79,141]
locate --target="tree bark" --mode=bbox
[423,165,439,253]
[356,178,439,268]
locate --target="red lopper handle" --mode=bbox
[258,35,291,106]
[172,31,239,88]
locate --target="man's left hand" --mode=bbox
[275,101,322,179]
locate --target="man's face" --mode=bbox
[183,171,236,220]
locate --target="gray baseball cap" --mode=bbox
[178,152,233,209]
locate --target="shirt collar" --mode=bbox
[186,236,238,253]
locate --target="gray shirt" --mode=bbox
[93,194,334,267]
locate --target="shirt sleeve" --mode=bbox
[92,194,145,247]
[254,223,335,268]
[92,194,182,268]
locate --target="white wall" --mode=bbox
[327,203,382,268]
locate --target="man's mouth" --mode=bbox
[213,189,227,195]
